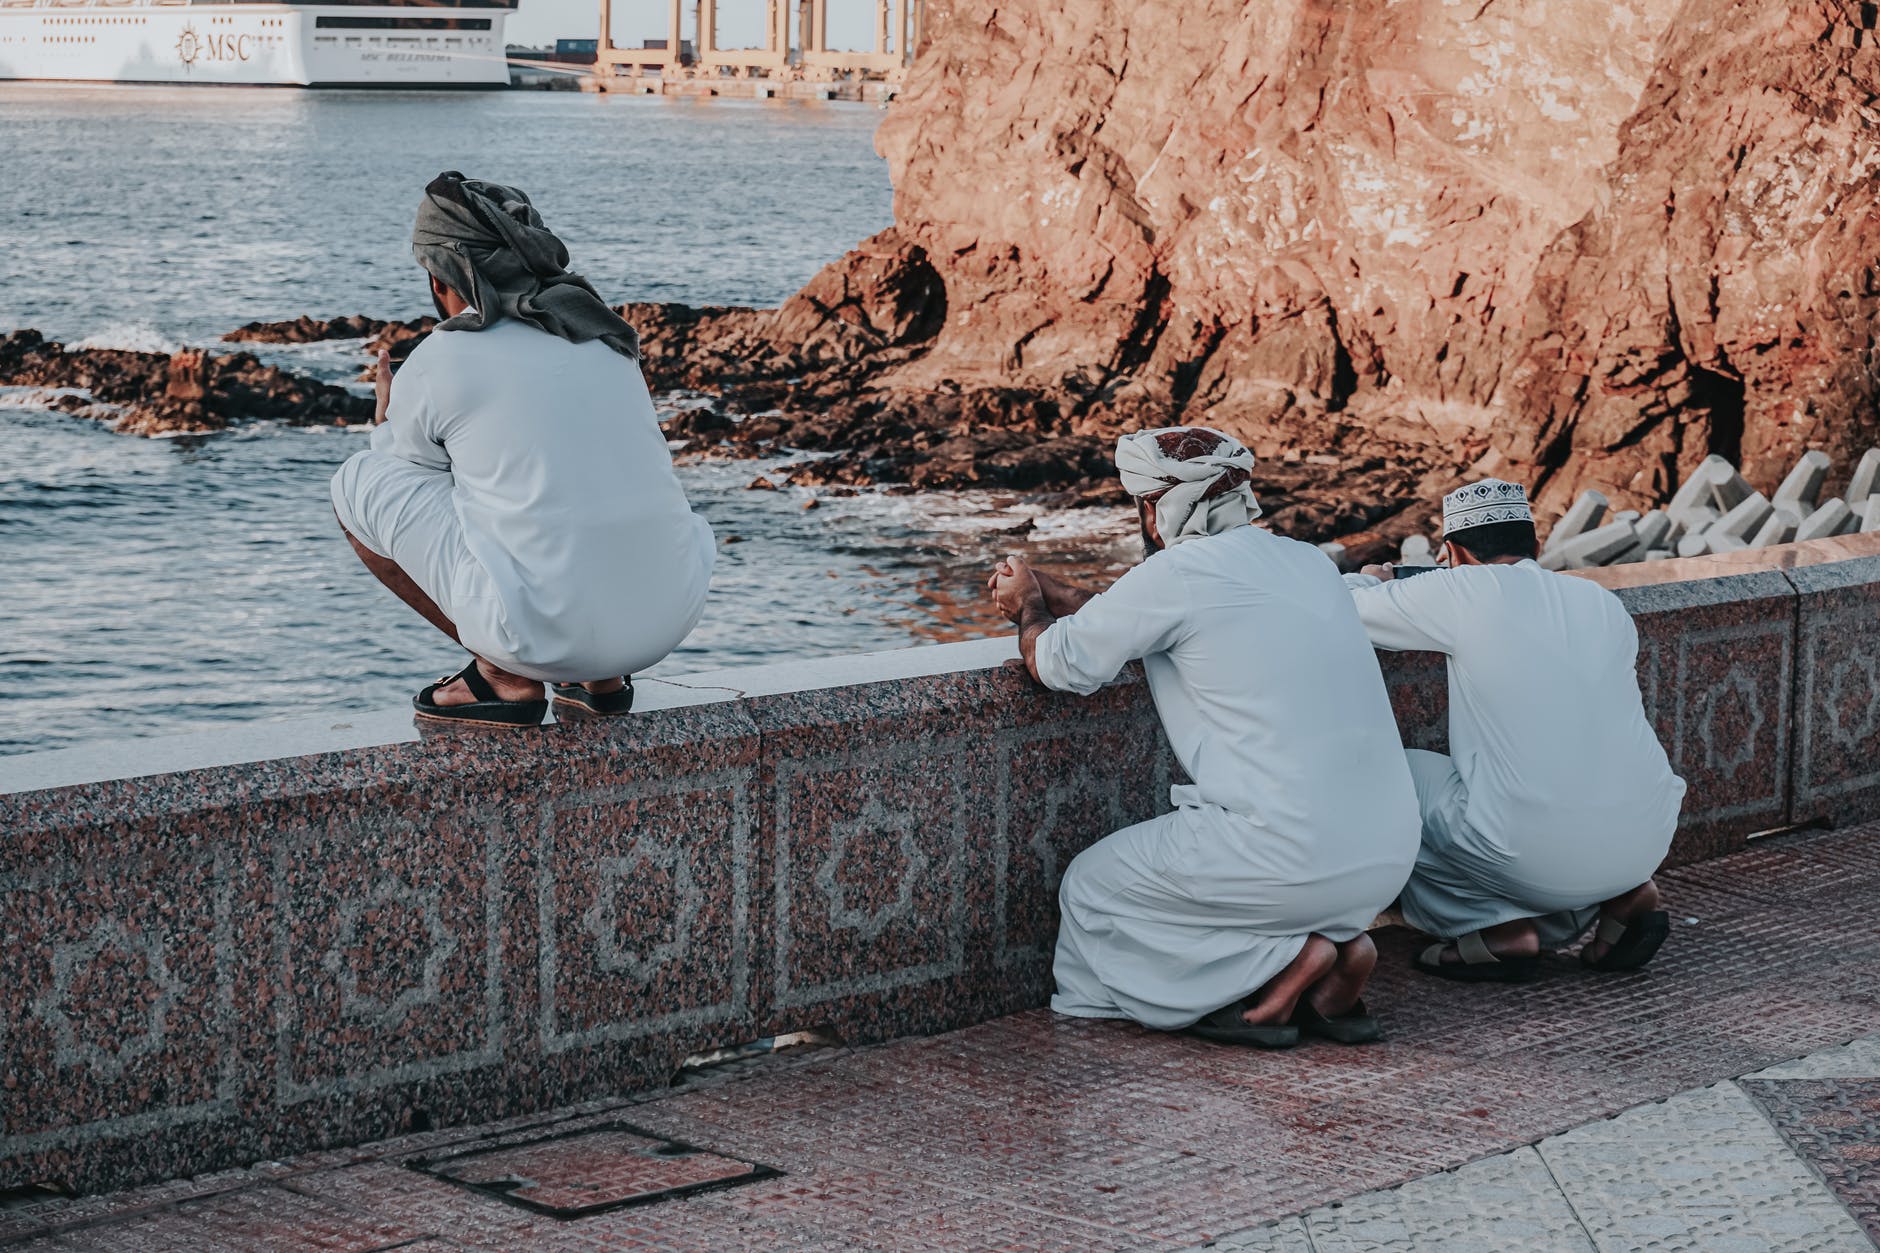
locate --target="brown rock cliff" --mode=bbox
[771,0,1880,523]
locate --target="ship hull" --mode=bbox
[0,3,513,87]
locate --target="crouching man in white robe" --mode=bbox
[331,172,714,728]
[988,427,1421,1048]
[1345,480,1686,982]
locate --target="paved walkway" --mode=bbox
[5,822,1880,1252]
[1200,1042,1880,1252]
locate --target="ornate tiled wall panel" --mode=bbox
[1615,571,1797,866]
[748,664,1170,1046]
[1788,555,1880,827]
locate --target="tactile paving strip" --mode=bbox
[1535,1083,1873,1253]
[1741,1077,1880,1243]
[1277,1147,1595,1253]
[407,1121,781,1220]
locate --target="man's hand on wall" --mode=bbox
[373,350,393,425]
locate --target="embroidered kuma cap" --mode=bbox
[1442,478,1534,537]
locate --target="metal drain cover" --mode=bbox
[409,1121,781,1219]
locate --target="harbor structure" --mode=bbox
[0,0,515,86]
[588,0,923,92]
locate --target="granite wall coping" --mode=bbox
[3,555,1876,1194]
[1574,529,1880,590]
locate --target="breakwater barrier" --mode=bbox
[3,535,1878,1195]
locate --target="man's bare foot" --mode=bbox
[1242,934,1337,1026]
[430,658,545,707]
[1305,933,1377,1018]
[1581,880,1662,965]
[1429,917,1540,966]
[581,677,626,695]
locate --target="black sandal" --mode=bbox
[551,677,635,717]
[413,659,547,728]
[1183,1001,1300,1049]
[1412,931,1540,983]
[1292,997,1384,1045]
[1583,910,1671,972]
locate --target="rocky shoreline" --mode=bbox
[0,302,1450,562]
[164,302,1443,561]
[10,303,1873,569]
[0,329,371,436]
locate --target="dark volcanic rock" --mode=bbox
[224,314,395,344]
[0,329,372,435]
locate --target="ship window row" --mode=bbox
[314,15,487,27]
[316,33,492,41]
[36,12,283,22]
[316,33,492,45]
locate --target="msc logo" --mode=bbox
[175,21,254,69]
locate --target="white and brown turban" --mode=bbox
[1114,426,1262,547]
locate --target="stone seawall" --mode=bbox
[4,541,1878,1195]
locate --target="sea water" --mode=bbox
[0,85,1132,756]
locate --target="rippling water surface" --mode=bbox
[0,86,1132,757]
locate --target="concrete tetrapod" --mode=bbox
[1797,499,1855,542]
[1666,457,1727,520]
[1546,489,1610,552]
[1709,491,1776,543]
[1541,520,1640,569]
[1773,450,1832,511]
[1847,448,1880,508]
[1632,510,1673,554]
[1750,506,1802,549]
[1704,459,1755,514]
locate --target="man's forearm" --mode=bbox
[1035,571,1096,618]
[1015,597,1057,685]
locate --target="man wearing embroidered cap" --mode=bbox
[1346,479,1686,981]
[987,427,1420,1047]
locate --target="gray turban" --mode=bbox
[411,171,640,360]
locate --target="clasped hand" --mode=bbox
[987,554,1045,624]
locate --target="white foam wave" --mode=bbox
[67,324,181,355]
[0,385,91,409]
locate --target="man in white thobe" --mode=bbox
[1345,479,1685,981]
[331,172,714,727]
[989,427,1420,1048]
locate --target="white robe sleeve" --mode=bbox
[1348,572,1460,654]
[368,356,451,473]
[1032,558,1188,696]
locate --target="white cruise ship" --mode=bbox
[0,0,516,86]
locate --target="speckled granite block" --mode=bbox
[1615,570,1797,865]
[0,812,249,1189]
[1787,555,1880,828]
[1378,650,1449,753]
[0,704,761,1195]
[995,712,1168,979]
